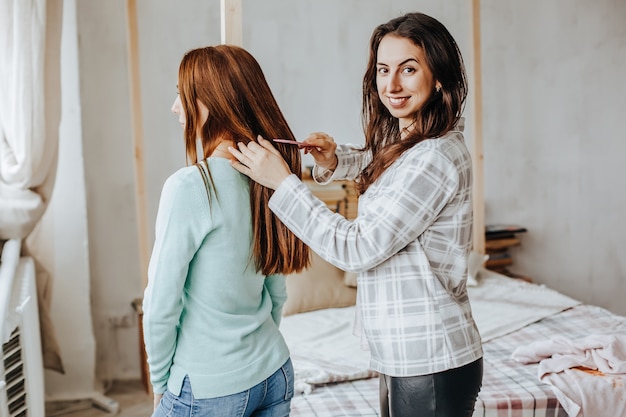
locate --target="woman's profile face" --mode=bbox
[375,34,435,131]
[171,94,185,129]
[170,91,209,136]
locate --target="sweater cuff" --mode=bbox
[312,151,353,184]
[311,165,335,184]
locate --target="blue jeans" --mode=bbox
[152,358,294,417]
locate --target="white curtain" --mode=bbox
[0,0,65,373]
[0,0,62,240]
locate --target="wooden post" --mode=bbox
[125,0,151,394]
[220,0,243,46]
[470,0,486,254]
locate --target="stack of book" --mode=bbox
[485,224,530,281]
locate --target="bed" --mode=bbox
[281,267,626,417]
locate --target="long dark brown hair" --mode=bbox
[359,12,468,193]
[177,45,309,275]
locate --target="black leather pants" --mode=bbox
[379,358,483,417]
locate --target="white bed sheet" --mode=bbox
[281,306,376,394]
[467,268,581,341]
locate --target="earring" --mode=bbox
[436,83,442,93]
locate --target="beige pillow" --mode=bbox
[283,252,357,316]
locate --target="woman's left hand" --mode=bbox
[229,135,293,190]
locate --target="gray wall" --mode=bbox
[40,0,96,399]
[481,0,626,312]
[47,0,626,397]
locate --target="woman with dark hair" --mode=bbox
[142,44,309,417]
[230,12,483,417]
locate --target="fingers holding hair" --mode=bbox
[228,144,253,177]
[228,135,293,190]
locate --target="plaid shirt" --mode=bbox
[269,122,483,376]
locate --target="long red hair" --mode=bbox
[177,45,310,275]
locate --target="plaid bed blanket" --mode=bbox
[290,304,626,417]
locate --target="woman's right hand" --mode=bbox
[302,132,338,172]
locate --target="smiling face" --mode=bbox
[375,34,436,131]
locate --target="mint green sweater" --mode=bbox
[142,158,289,398]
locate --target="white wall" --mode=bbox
[46,0,626,395]
[136,1,222,246]
[73,0,143,384]
[37,0,96,400]
[481,0,626,314]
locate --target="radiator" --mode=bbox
[1,239,45,417]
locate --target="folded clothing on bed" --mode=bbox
[512,334,626,375]
[511,334,626,417]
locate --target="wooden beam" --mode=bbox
[125,0,149,289]
[220,0,243,46]
[470,0,486,254]
[125,0,151,394]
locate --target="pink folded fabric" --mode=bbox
[512,334,626,376]
[511,334,626,417]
